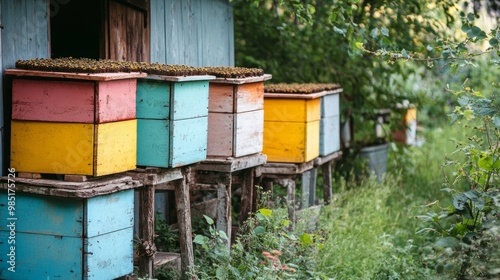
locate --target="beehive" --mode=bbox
[207,75,272,157]
[6,69,143,176]
[136,75,214,167]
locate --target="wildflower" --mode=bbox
[271,250,282,256]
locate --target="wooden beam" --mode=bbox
[322,161,333,205]
[138,184,155,278]
[239,168,254,225]
[174,167,194,278]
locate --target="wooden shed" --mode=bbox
[0,0,235,175]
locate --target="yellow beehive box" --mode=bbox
[11,119,137,176]
[263,97,321,162]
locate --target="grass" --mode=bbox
[316,121,469,279]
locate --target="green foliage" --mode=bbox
[191,191,331,279]
[154,213,179,253]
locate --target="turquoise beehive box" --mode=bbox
[320,90,342,156]
[0,188,134,279]
[136,75,215,168]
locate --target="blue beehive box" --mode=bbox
[320,90,341,156]
[0,188,134,279]
[136,75,215,168]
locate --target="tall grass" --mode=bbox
[317,122,469,279]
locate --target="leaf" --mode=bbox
[218,230,228,240]
[253,226,266,235]
[258,208,273,217]
[467,12,475,22]
[204,215,214,225]
[333,26,345,36]
[434,236,460,249]
[461,24,472,33]
[453,193,469,210]
[300,233,314,246]
[370,28,379,38]
[494,116,500,129]
[193,235,207,245]
[490,37,499,47]
[355,42,364,49]
[401,49,409,59]
[478,155,495,171]
[426,45,434,52]
[380,27,389,36]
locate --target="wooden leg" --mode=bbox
[322,161,333,205]
[138,184,155,278]
[283,178,296,227]
[174,167,194,278]
[301,168,317,209]
[216,173,232,245]
[240,168,254,225]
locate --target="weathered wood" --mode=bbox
[154,252,181,272]
[211,74,272,85]
[127,168,183,186]
[285,178,296,228]
[0,176,141,198]
[216,182,231,246]
[239,169,254,224]
[313,150,342,166]
[5,69,146,81]
[258,159,315,175]
[196,153,267,173]
[264,88,342,100]
[146,74,216,82]
[301,168,317,209]
[17,172,43,179]
[138,184,155,278]
[322,161,333,205]
[11,119,137,176]
[108,0,150,62]
[174,167,195,278]
[234,110,264,157]
[0,174,137,190]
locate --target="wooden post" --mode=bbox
[216,180,232,246]
[138,184,155,278]
[174,167,194,278]
[239,168,254,225]
[322,161,333,205]
[284,178,296,227]
[301,168,317,209]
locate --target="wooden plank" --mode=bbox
[264,88,342,100]
[314,150,342,166]
[5,69,147,81]
[322,161,333,205]
[96,79,137,123]
[216,182,231,246]
[170,117,208,167]
[0,231,83,278]
[144,75,216,82]
[212,74,272,85]
[127,168,183,186]
[234,82,264,112]
[108,0,150,62]
[234,110,264,157]
[239,168,254,224]
[12,79,96,123]
[150,0,166,63]
[17,172,43,179]
[154,252,181,268]
[174,167,195,278]
[94,119,137,176]
[207,112,234,156]
[198,153,267,172]
[301,168,317,209]
[320,115,341,156]
[137,79,170,120]
[321,92,340,118]
[264,120,320,163]
[208,83,234,113]
[86,189,135,237]
[85,227,134,279]
[264,98,321,122]
[171,81,210,120]
[259,160,315,175]
[285,178,296,228]
[11,120,95,175]
[137,119,170,167]
[138,185,155,278]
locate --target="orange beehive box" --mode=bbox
[207,75,272,157]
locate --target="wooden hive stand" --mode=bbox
[126,167,193,279]
[192,153,267,244]
[257,151,342,227]
[0,174,141,280]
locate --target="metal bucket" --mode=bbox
[359,143,390,182]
